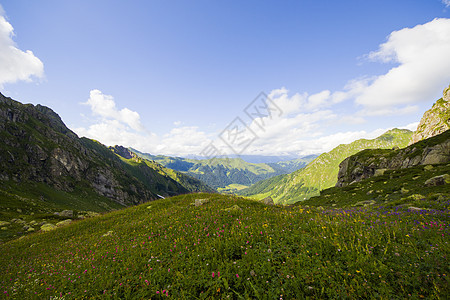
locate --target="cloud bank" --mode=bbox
[74,90,212,156]
[356,18,450,112]
[0,5,44,87]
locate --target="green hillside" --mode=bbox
[239,128,413,204]
[1,185,448,298]
[132,150,315,190]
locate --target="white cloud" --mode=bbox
[306,90,331,110]
[0,5,44,87]
[158,126,212,156]
[268,88,306,115]
[75,90,213,157]
[311,128,387,153]
[83,90,145,132]
[443,0,450,8]
[353,18,450,110]
[400,122,420,131]
[74,119,158,152]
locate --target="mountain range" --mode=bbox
[131,149,316,192]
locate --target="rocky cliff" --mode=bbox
[0,92,210,208]
[409,84,450,145]
[336,130,450,187]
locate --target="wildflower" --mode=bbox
[212,272,215,278]
[236,274,239,278]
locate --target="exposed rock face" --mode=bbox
[409,85,450,145]
[336,130,450,187]
[110,145,138,160]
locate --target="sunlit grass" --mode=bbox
[1,193,448,299]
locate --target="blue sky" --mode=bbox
[1,0,450,157]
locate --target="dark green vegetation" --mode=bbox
[1,189,448,299]
[132,149,316,191]
[239,129,413,204]
[0,93,212,243]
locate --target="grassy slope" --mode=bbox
[0,181,125,243]
[1,186,448,298]
[240,128,413,204]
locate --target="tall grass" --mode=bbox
[0,193,448,299]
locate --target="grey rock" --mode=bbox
[374,169,387,177]
[222,205,242,212]
[408,206,426,211]
[353,200,376,207]
[40,223,57,232]
[58,210,73,218]
[260,196,274,206]
[194,199,209,207]
[56,219,72,227]
[424,174,450,186]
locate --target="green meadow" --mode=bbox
[1,191,448,299]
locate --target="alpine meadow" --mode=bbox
[0,1,450,299]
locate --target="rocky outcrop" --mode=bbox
[336,130,450,187]
[424,174,450,186]
[260,196,274,205]
[110,145,138,160]
[409,84,450,145]
[337,84,450,188]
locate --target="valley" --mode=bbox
[0,83,448,299]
